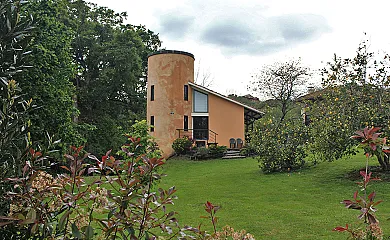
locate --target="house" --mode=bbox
[147,50,263,158]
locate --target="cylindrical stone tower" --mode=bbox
[147,50,195,158]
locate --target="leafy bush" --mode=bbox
[172,136,193,155]
[251,116,308,173]
[192,147,210,160]
[208,145,227,158]
[0,139,183,239]
[240,147,256,157]
[190,145,227,160]
[122,120,162,158]
[0,1,34,230]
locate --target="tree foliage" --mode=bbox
[251,115,308,173]
[11,0,162,156]
[0,0,33,87]
[18,0,82,152]
[307,40,390,165]
[249,59,309,172]
[250,59,309,124]
[65,1,161,155]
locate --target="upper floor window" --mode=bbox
[193,90,208,113]
[184,85,188,101]
[150,85,155,101]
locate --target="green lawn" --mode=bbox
[157,155,390,239]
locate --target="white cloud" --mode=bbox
[89,0,390,96]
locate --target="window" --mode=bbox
[193,116,208,140]
[150,85,154,101]
[150,116,154,132]
[184,85,188,101]
[193,90,208,112]
[184,115,188,131]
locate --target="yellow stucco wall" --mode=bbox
[208,93,245,147]
[147,51,194,158]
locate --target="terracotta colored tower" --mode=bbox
[147,50,195,158]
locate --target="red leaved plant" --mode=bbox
[333,127,385,239]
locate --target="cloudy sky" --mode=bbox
[90,0,390,97]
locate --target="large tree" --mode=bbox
[13,0,161,156]
[66,1,161,155]
[307,39,390,168]
[249,59,310,172]
[250,59,309,124]
[18,0,82,151]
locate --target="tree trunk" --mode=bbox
[376,154,389,171]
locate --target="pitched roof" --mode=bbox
[188,82,264,116]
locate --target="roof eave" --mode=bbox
[188,82,264,115]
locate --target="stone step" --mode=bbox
[225,150,241,154]
[224,154,242,157]
[222,155,246,159]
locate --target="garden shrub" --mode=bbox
[172,136,193,155]
[251,116,308,173]
[240,147,256,157]
[191,145,227,160]
[192,147,210,160]
[208,145,227,158]
[121,120,162,158]
[0,139,183,239]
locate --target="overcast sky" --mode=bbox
[90,0,390,97]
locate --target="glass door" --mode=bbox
[193,116,208,140]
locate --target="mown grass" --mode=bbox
[157,155,390,239]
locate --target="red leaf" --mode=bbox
[60,166,70,172]
[371,133,382,141]
[372,200,383,207]
[29,148,35,156]
[368,192,376,202]
[105,149,112,157]
[353,190,359,200]
[369,142,377,151]
[333,224,348,232]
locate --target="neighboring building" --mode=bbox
[147,50,263,158]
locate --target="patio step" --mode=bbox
[222,150,245,159]
[222,155,246,159]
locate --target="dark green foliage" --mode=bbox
[4,0,163,156]
[66,1,161,155]
[208,145,227,158]
[120,120,162,158]
[252,116,308,173]
[172,137,193,155]
[19,0,83,151]
[191,145,227,160]
[0,0,34,175]
[192,147,210,160]
[0,1,34,237]
[0,0,33,86]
